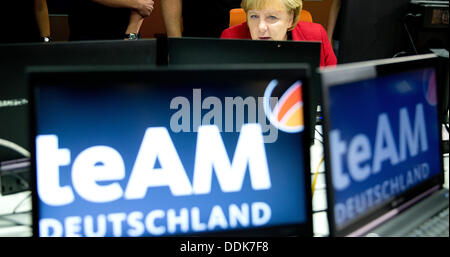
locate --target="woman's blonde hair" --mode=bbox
[241,0,303,30]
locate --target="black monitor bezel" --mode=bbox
[0,39,158,163]
[27,63,314,237]
[161,37,323,147]
[164,37,321,66]
[320,54,445,237]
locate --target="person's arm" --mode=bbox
[125,10,144,35]
[92,0,154,17]
[161,0,182,37]
[320,25,337,67]
[34,0,50,38]
[327,0,341,44]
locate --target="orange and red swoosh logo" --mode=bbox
[263,80,304,133]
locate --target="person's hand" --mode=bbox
[135,0,154,17]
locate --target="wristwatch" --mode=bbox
[41,36,51,43]
[124,33,141,40]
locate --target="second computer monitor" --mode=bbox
[162,37,321,144]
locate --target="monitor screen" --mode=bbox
[321,54,443,235]
[30,65,313,237]
[327,68,441,230]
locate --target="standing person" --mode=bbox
[220,0,337,67]
[326,0,343,58]
[327,0,342,44]
[161,0,241,38]
[68,0,154,41]
[0,0,51,44]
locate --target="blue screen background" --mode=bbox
[35,77,308,236]
[328,68,441,228]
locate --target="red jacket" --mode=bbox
[221,22,337,67]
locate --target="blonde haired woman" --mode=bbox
[221,0,337,67]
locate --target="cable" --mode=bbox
[0,167,30,192]
[312,156,325,198]
[0,138,30,158]
[393,51,408,58]
[0,214,32,228]
[12,191,32,214]
[315,127,323,138]
[0,170,30,189]
[446,107,450,133]
[445,107,449,133]
[314,127,324,144]
[403,22,418,55]
[402,13,422,55]
[0,192,33,228]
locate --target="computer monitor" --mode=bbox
[335,0,411,64]
[0,39,157,163]
[159,37,322,145]
[28,64,314,237]
[320,54,445,236]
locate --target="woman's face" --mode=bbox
[246,1,294,41]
